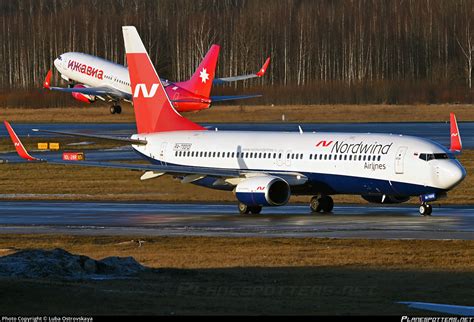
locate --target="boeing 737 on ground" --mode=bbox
[7,26,465,215]
[44,46,270,114]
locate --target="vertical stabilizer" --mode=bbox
[175,44,220,98]
[122,26,205,133]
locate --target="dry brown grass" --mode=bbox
[0,235,472,315]
[1,104,474,123]
[0,235,473,271]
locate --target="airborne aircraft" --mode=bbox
[44,45,270,114]
[6,26,466,215]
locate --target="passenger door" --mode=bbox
[395,146,407,174]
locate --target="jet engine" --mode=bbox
[361,194,410,204]
[235,176,290,206]
[71,85,95,103]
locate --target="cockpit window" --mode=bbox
[419,153,449,161]
[57,56,62,61]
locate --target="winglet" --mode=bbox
[450,113,462,152]
[43,70,52,89]
[4,121,38,161]
[256,57,270,77]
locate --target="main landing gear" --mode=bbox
[310,195,334,213]
[110,104,122,114]
[238,202,262,215]
[419,203,432,216]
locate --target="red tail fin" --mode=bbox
[122,26,205,134]
[176,44,219,98]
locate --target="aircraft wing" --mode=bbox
[213,57,270,85]
[43,70,131,100]
[4,121,307,185]
[210,94,262,102]
[48,85,131,100]
[31,128,146,145]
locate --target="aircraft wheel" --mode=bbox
[419,204,432,216]
[238,202,250,215]
[319,196,334,213]
[310,196,320,213]
[249,206,262,215]
[310,195,334,213]
[115,105,122,114]
[110,106,116,114]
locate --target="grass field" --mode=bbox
[0,235,472,315]
[1,104,473,123]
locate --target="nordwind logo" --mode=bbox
[316,140,333,147]
[133,83,159,98]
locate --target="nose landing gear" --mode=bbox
[419,203,432,216]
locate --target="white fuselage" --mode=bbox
[131,130,466,196]
[54,52,132,95]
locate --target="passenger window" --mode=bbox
[259,153,262,158]
[363,155,366,161]
[309,154,312,160]
[324,154,327,160]
[213,152,216,158]
[378,155,381,161]
[300,153,303,159]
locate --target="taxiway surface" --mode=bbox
[0,201,472,240]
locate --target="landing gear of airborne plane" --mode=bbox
[310,195,334,213]
[419,203,433,216]
[110,104,122,114]
[238,202,262,215]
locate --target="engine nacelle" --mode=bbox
[71,85,95,103]
[361,194,410,204]
[235,176,290,207]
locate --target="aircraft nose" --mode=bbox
[53,58,60,70]
[437,161,466,190]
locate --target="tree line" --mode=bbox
[0,0,473,107]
